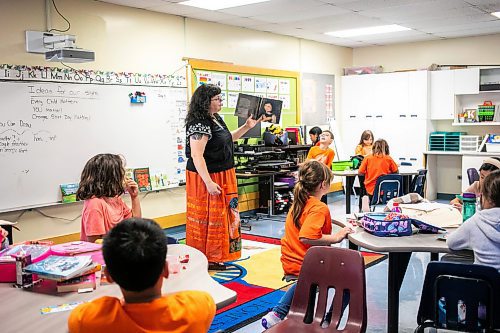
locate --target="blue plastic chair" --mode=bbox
[410,169,427,197]
[415,262,500,332]
[467,168,479,185]
[370,174,404,211]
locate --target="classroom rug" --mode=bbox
[208,239,388,332]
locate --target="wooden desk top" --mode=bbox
[0,244,236,333]
[332,214,451,254]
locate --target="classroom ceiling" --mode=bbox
[98,0,500,47]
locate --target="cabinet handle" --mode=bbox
[399,158,406,160]
[410,114,418,118]
[376,115,383,118]
[365,115,373,118]
[399,114,407,118]
[349,115,357,119]
[410,158,417,161]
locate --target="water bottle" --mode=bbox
[391,202,402,213]
[462,193,476,222]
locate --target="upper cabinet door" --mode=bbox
[430,71,454,120]
[454,68,480,95]
[408,71,429,119]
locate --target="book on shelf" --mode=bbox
[56,273,97,293]
[60,183,79,203]
[24,255,95,281]
[234,93,283,124]
[133,167,152,192]
[150,169,169,191]
[477,134,489,152]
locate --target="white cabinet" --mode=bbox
[408,71,429,119]
[430,70,454,120]
[454,68,479,94]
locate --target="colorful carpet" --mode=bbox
[208,236,388,332]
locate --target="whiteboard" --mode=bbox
[0,80,187,212]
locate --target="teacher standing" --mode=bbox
[185,84,262,270]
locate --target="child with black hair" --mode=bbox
[450,157,500,211]
[68,217,216,332]
[77,154,141,243]
[447,170,500,271]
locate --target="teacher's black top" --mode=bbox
[185,114,234,174]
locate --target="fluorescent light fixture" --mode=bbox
[492,12,500,19]
[179,0,270,10]
[325,24,411,38]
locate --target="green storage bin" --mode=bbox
[331,160,353,171]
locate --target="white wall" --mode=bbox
[0,0,352,241]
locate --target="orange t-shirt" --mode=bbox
[306,146,335,168]
[280,196,332,276]
[80,197,132,241]
[68,291,216,333]
[355,144,373,156]
[358,154,398,195]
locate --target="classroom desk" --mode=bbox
[332,215,452,333]
[0,244,236,333]
[332,166,420,214]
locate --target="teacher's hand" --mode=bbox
[245,114,264,129]
[206,181,222,195]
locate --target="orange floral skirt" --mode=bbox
[185,168,241,262]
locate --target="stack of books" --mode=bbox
[24,255,100,292]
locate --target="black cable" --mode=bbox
[34,208,81,223]
[60,62,77,71]
[48,0,71,33]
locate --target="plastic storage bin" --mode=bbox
[429,132,465,151]
[460,135,482,152]
[331,160,354,171]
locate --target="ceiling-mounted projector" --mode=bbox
[26,31,95,63]
[45,48,95,63]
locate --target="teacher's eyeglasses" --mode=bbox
[211,96,224,102]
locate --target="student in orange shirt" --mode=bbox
[358,139,398,199]
[355,130,374,157]
[306,130,335,168]
[68,217,216,333]
[261,161,353,329]
[77,154,141,243]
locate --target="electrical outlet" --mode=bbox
[457,175,462,180]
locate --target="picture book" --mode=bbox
[234,93,283,124]
[50,241,102,256]
[24,255,94,281]
[133,167,152,192]
[60,183,79,203]
[150,169,169,191]
[0,244,51,263]
[56,273,97,293]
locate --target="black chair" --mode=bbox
[370,174,404,211]
[415,262,500,332]
[410,169,427,197]
[467,168,480,186]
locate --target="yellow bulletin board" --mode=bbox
[187,59,301,135]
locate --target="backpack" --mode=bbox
[350,155,364,169]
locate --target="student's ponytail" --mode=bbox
[290,160,333,230]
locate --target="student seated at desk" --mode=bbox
[68,217,216,333]
[447,170,500,271]
[76,154,142,243]
[306,130,335,169]
[358,139,398,200]
[450,157,500,211]
[261,161,353,329]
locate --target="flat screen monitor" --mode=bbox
[238,116,261,140]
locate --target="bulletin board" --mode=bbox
[188,59,300,134]
[0,64,188,212]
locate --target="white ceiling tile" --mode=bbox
[334,0,434,12]
[252,4,350,24]
[99,0,168,8]
[291,13,386,33]
[217,17,270,27]
[406,13,496,30]
[366,34,443,45]
[218,0,324,16]
[434,26,500,38]
[427,19,500,33]
[463,0,500,12]
[142,2,206,15]
[178,11,242,22]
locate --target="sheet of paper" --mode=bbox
[255,77,267,93]
[227,92,239,108]
[279,79,290,94]
[266,78,278,94]
[242,76,254,92]
[227,74,241,91]
[400,202,452,212]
